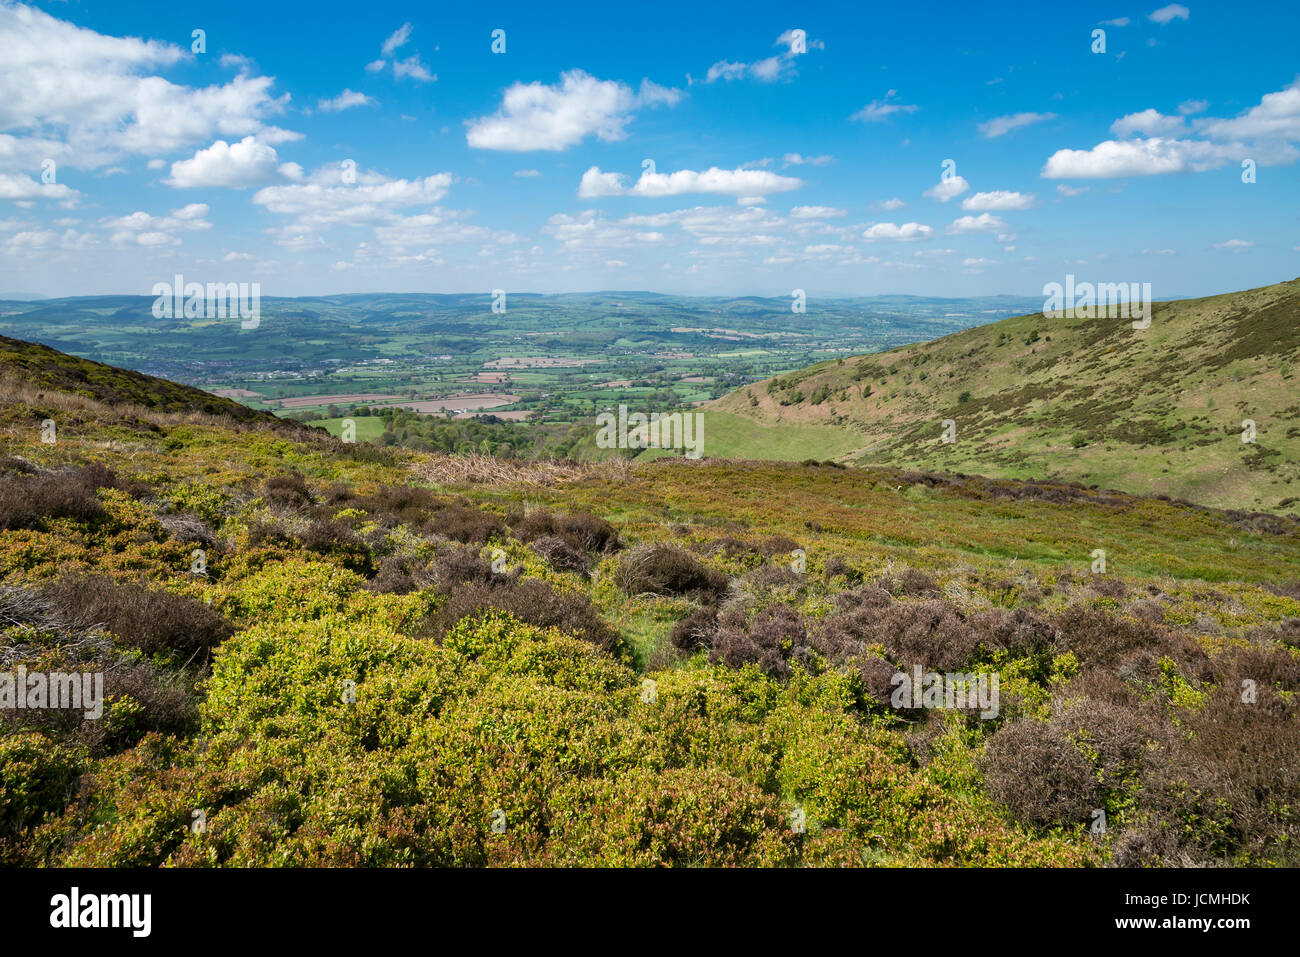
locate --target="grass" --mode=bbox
[304,416,389,442]
[637,410,864,463]
[708,277,1300,515]
[2,325,1299,869]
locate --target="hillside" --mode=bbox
[0,333,290,428]
[706,278,1300,515]
[1,336,1298,868]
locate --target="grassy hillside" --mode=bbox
[1,337,1298,868]
[0,334,290,427]
[707,278,1300,515]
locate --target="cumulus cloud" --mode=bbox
[1042,137,1235,177]
[0,171,79,202]
[1214,238,1253,251]
[850,90,918,123]
[862,222,932,241]
[1044,81,1300,179]
[946,213,1007,234]
[317,89,376,112]
[0,3,298,171]
[923,175,970,202]
[783,153,833,166]
[1110,108,1185,137]
[380,23,412,57]
[3,227,95,254]
[367,23,435,83]
[701,29,822,84]
[789,205,846,218]
[466,71,681,151]
[101,203,211,246]
[1200,82,1300,142]
[577,165,802,199]
[1148,4,1190,25]
[960,190,1037,211]
[393,56,435,82]
[253,162,452,228]
[165,136,302,188]
[978,112,1056,138]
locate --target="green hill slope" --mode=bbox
[0,333,294,428]
[707,278,1300,514]
[1,334,1298,869]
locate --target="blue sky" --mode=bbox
[1,0,1297,299]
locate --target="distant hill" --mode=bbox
[706,278,1300,514]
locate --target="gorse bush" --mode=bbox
[25,609,1092,867]
[3,403,1298,868]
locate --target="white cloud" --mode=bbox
[513,169,542,178]
[1214,238,1253,251]
[1111,108,1185,137]
[381,23,412,57]
[393,55,435,83]
[1044,82,1300,179]
[1200,82,1300,142]
[789,205,846,219]
[3,227,94,254]
[946,213,1006,234]
[317,89,376,112]
[1179,99,1209,115]
[1042,137,1235,177]
[544,209,673,250]
[618,205,790,249]
[253,163,452,227]
[862,222,932,241]
[102,203,211,246]
[961,190,1037,211]
[368,24,434,82]
[1099,17,1131,26]
[1149,4,1190,24]
[578,164,802,199]
[782,153,834,166]
[874,197,906,210]
[1056,184,1090,197]
[577,167,627,198]
[0,171,78,202]
[0,3,298,171]
[165,136,301,188]
[923,175,970,202]
[978,112,1056,138]
[703,29,821,84]
[850,90,918,123]
[466,71,681,151]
